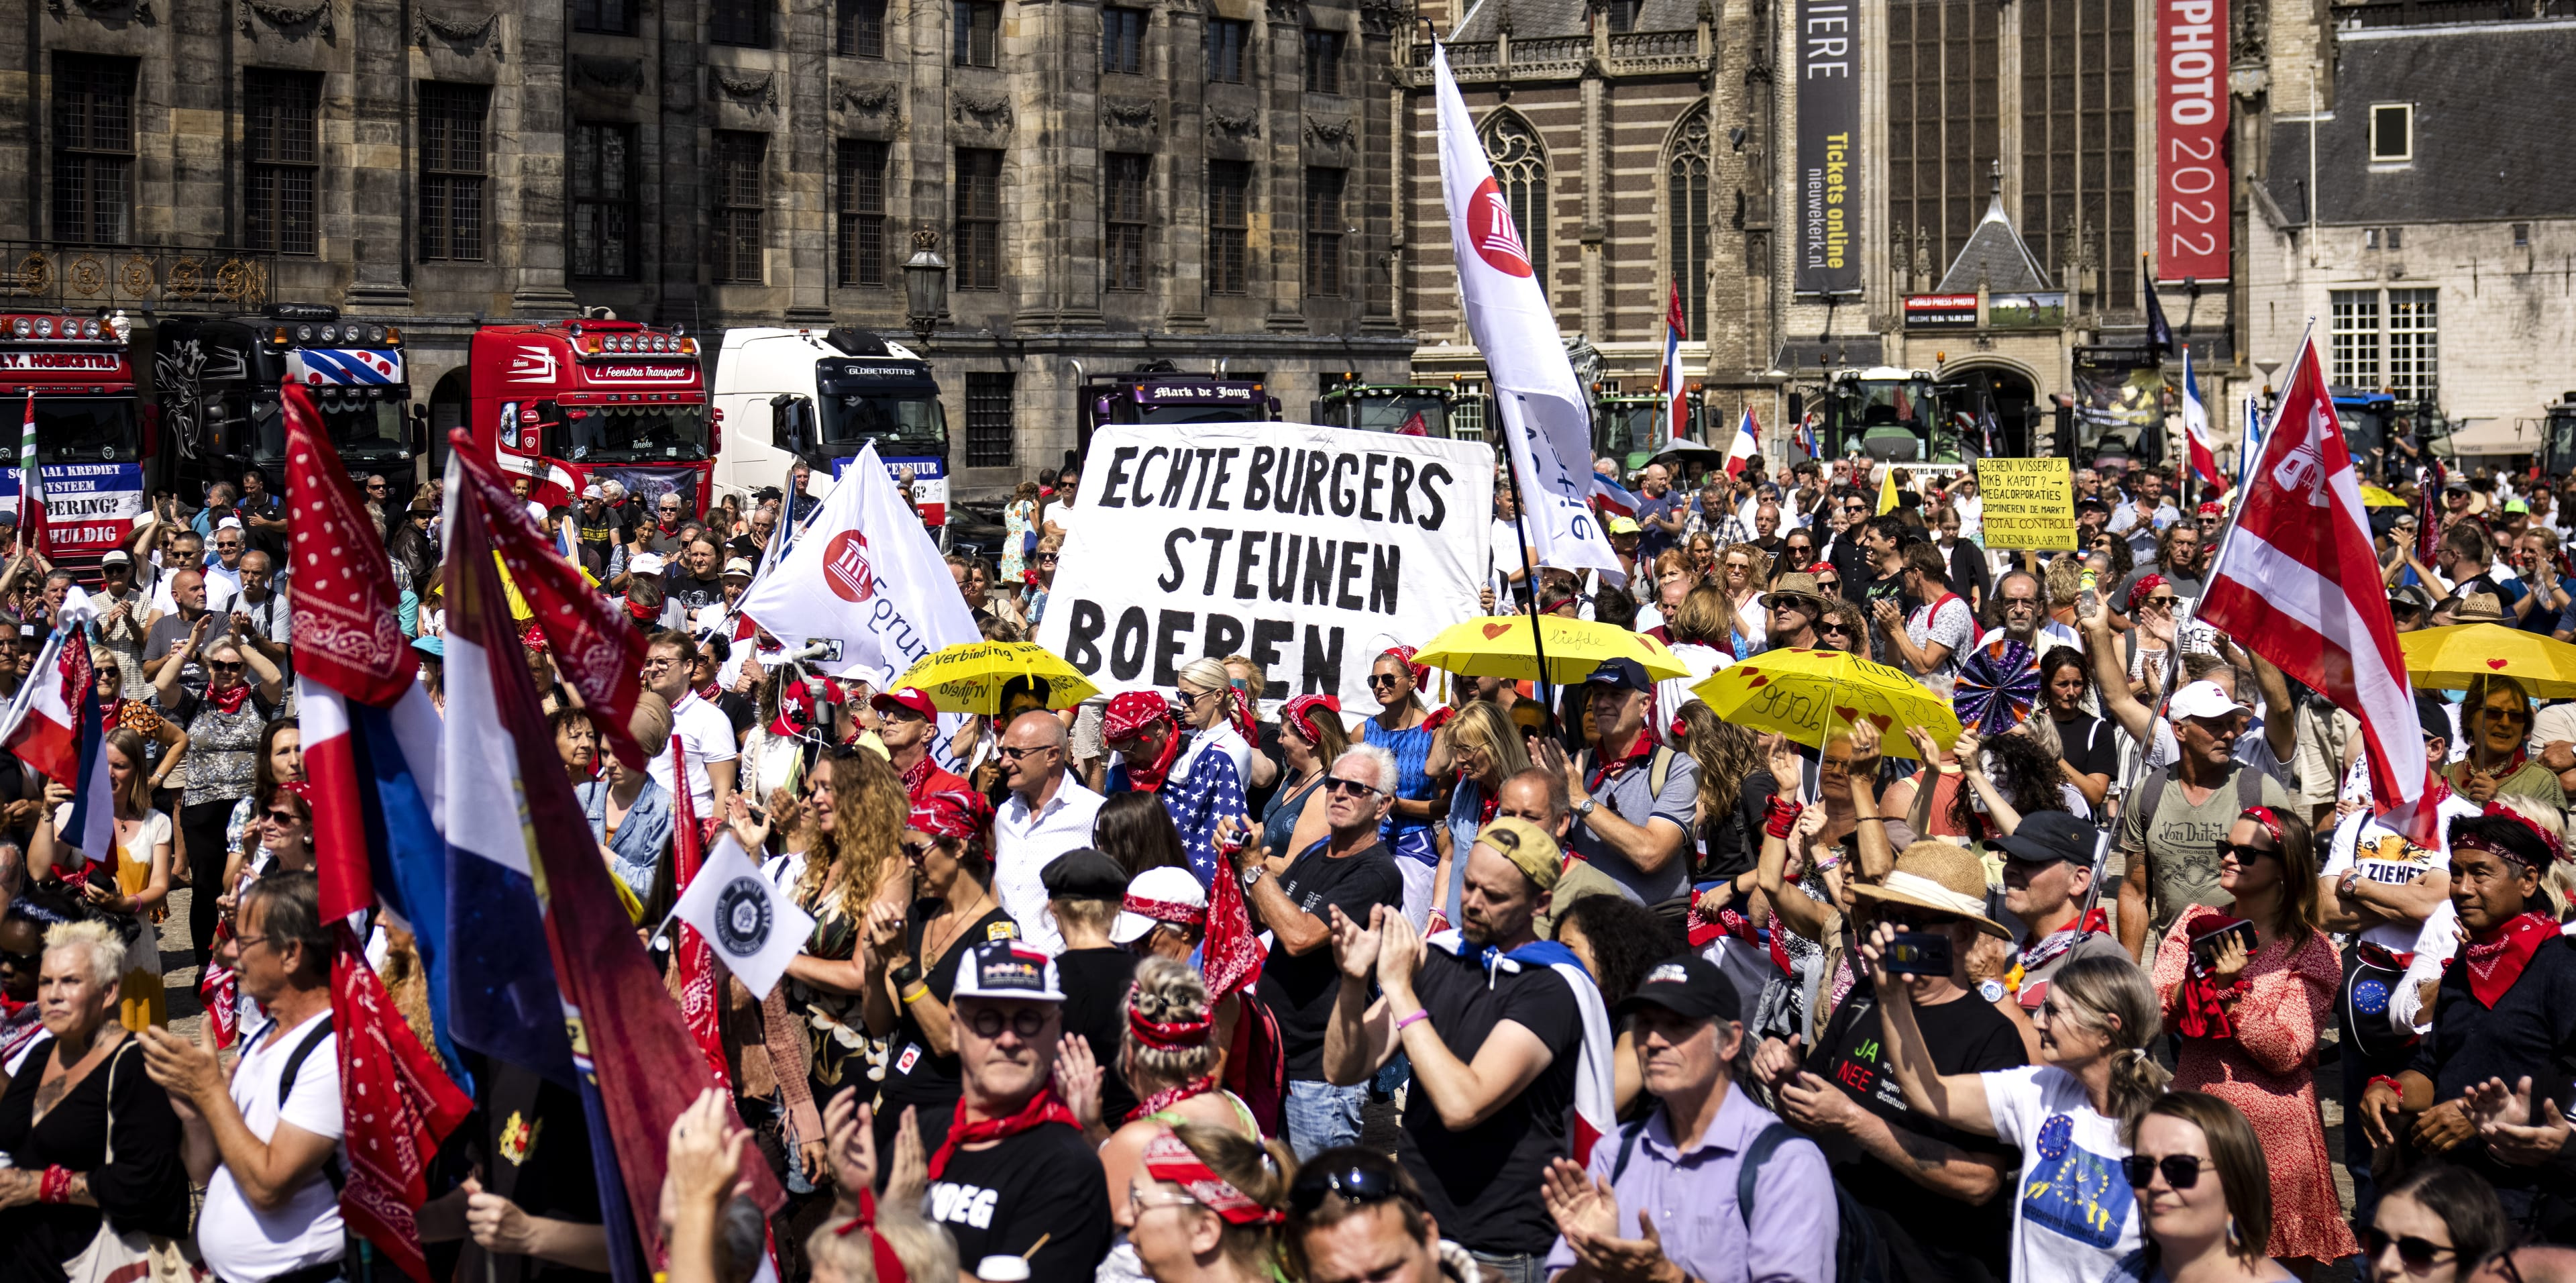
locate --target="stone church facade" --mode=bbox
[3,0,1417,497]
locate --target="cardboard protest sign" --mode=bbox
[1036,422,1493,709]
[1978,457,2078,550]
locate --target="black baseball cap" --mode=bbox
[1993,810,2100,867]
[2418,692,2453,743]
[1611,954,1741,1024]
[1583,658,1654,695]
[1040,848,1127,902]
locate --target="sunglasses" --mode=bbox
[2145,595,2178,607]
[0,948,38,968]
[2214,840,2278,864]
[966,1006,1054,1039]
[1037,553,1059,563]
[1288,1160,1419,1217]
[2121,1153,2210,1190]
[207,660,244,673]
[1323,776,1386,799]
[2363,1228,2457,1272]
[264,809,303,824]
[1366,673,1406,688]
[1819,622,1856,637]
[996,744,1054,762]
[901,838,939,862]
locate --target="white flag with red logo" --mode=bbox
[1434,45,1625,586]
[737,440,979,684]
[2199,333,2424,813]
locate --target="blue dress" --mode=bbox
[1360,717,1438,868]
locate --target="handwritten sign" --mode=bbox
[1978,457,2077,550]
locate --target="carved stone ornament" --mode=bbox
[953,93,1014,132]
[572,56,643,91]
[838,84,901,117]
[1304,115,1356,150]
[1104,97,1159,130]
[413,7,501,58]
[1356,0,1401,34]
[240,0,331,38]
[717,71,777,111]
[48,0,158,23]
[1208,110,1261,140]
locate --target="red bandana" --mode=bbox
[1587,733,1658,792]
[1379,646,1430,691]
[624,597,659,624]
[1201,846,1266,999]
[695,678,722,705]
[209,682,253,716]
[830,1188,909,1283]
[1126,1072,1218,1123]
[899,751,937,797]
[908,788,990,842]
[1140,1129,1283,1225]
[926,1088,1081,1180]
[1127,991,1213,1051]
[1106,692,1182,792]
[1280,695,1342,748]
[2174,909,2251,1040]
[2463,911,2560,1009]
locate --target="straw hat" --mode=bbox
[1762,572,1831,612]
[2451,591,2509,625]
[1847,841,2013,939]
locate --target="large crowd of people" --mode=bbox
[6,452,2576,1283]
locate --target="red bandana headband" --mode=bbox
[1379,646,1430,691]
[1280,694,1341,746]
[1121,892,1206,927]
[831,1187,910,1283]
[1104,690,1176,741]
[2239,805,2285,847]
[1140,1131,1283,1226]
[2126,573,2169,614]
[907,788,990,842]
[1127,986,1214,1049]
[2198,501,2224,518]
[2461,801,2571,868]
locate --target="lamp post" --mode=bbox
[902,227,949,350]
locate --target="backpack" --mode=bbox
[1610,1116,1886,1283]
[276,1016,344,1194]
[2132,761,2267,838]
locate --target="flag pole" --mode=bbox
[1497,411,1557,731]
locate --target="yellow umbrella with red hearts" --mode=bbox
[2400,622,2576,699]
[1691,647,1962,757]
[1413,615,1693,686]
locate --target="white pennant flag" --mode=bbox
[672,834,816,1000]
[1432,44,1625,586]
[738,440,981,685]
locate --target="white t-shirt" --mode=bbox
[1983,1064,2142,1283]
[2320,792,2481,952]
[198,1011,345,1283]
[648,691,740,813]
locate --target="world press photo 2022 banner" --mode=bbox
[1035,422,1494,711]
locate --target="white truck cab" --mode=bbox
[710,327,950,524]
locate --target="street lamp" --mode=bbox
[902,227,949,350]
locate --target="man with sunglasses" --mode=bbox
[1541,659,1697,913]
[922,938,1114,1278]
[2106,675,2295,959]
[1758,571,1829,652]
[1286,1149,1481,1283]
[994,711,1105,954]
[874,686,969,806]
[1323,819,1607,1282]
[1235,746,1403,1162]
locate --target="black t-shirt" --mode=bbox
[1396,944,1584,1256]
[877,902,1017,1160]
[1242,719,1287,821]
[1254,839,1402,1079]
[2053,709,2117,783]
[481,1069,610,1283]
[1056,947,1140,1125]
[1805,981,2025,1283]
[667,574,725,616]
[2410,935,2576,1209]
[923,1122,1111,1280]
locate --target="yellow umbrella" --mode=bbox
[1692,647,1962,756]
[1414,615,1692,686]
[2400,623,2576,699]
[2361,485,2408,509]
[888,641,1100,713]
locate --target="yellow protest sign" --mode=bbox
[1978,457,2077,550]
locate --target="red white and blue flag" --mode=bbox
[0,601,109,859]
[1431,933,1616,1163]
[1793,411,1821,460]
[2180,344,2227,495]
[1658,281,1689,447]
[1591,471,1642,521]
[2200,332,2427,828]
[1725,407,1762,476]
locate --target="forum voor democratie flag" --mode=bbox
[442,458,782,1283]
[282,381,468,1283]
[737,438,979,686]
[1434,44,1625,586]
[2200,332,2428,825]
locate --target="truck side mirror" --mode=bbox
[409,403,429,456]
[769,393,815,456]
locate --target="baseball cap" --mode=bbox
[2418,692,2453,742]
[2388,583,2436,615]
[1474,818,1561,892]
[871,686,938,721]
[1583,658,1653,694]
[581,483,604,500]
[1040,848,1128,902]
[1993,810,2100,867]
[411,635,445,660]
[1611,954,1741,1024]
[722,557,755,579]
[1110,866,1207,945]
[950,938,1065,1004]
[98,549,132,569]
[2508,499,2532,514]
[2168,679,2251,722]
[629,552,666,576]
[1605,515,1642,536]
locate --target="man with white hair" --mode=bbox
[1227,744,1405,1161]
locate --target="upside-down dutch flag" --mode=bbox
[1725,408,1762,476]
[282,382,470,1283]
[2200,331,2428,833]
[1793,411,1821,460]
[1591,471,1641,521]
[1658,281,1688,446]
[2180,345,2227,495]
[0,599,110,860]
[443,434,780,1283]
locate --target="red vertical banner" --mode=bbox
[2157,0,2231,283]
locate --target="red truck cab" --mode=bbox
[0,311,148,574]
[464,317,714,514]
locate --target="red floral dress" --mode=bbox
[2151,906,2360,1262]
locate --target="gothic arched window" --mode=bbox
[1481,113,1549,291]
[1666,109,1711,338]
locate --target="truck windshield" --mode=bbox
[311,386,408,458]
[1134,401,1260,425]
[2341,407,2388,462]
[560,405,709,462]
[1354,395,1448,436]
[34,397,140,464]
[1597,403,1660,457]
[823,392,947,447]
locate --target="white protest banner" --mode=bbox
[739,440,980,685]
[1036,422,1493,709]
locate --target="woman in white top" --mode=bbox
[1171,657,1258,788]
[1717,542,1774,652]
[2115,1092,2299,1282]
[31,728,174,1030]
[1867,929,2170,1283]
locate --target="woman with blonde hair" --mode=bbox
[32,728,172,1029]
[1673,702,1762,878]
[1867,943,2169,1280]
[1425,701,1532,929]
[1085,958,1267,1283]
[1718,542,1775,651]
[1122,1124,1297,1283]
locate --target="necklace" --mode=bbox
[920,885,994,964]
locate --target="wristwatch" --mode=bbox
[1240,863,1265,890]
[890,960,923,988]
[1978,978,2007,1004]
[1574,798,1598,819]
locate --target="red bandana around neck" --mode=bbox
[1587,733,1658,792]
[1126,1072,1218,1123]
[209,682,254,715]
[1125,729,1184,793]
[2463,910,2560,1008]
[927,1088,1081,1180]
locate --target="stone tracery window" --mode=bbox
[1666,109,1711,339]
[1481,112,1549,291]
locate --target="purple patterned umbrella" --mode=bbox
[1952,637,2041,735]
